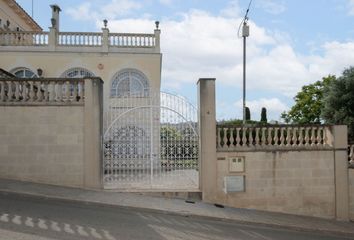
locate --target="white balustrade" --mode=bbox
[0,30,159,50]
[216,125,331,151]
[0,78,85,105]
[349,145,354,165]
[58,32,102,46]
[0,31,48,46]
[109,33,156,47]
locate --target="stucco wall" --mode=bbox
[350,169,354,221]
[216,150,336,219]
[0,106,84,187]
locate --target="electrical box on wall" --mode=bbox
[224,176,245,193]
[229,156,245,172]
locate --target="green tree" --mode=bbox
[281,75,335,124]
[322,67,354,142]
[260,107,267,123]
[245,107,251,121]
[160,126,181,141]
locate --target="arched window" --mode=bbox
[61,67,94,78]
[111,69,149,97]
[11,67,37,78]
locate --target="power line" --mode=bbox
[237,0,253,38]
[244,0,253,21]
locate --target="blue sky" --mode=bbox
[17,0,354,121]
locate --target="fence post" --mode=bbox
[197,78,217,202]
[332,125,349,221]
[83,77,103,189]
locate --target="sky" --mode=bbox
[16,0,354,121]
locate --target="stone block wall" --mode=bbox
[0,106,84,187]
[350,169,354,221]
[215,151,336,219]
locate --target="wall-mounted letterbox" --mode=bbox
[229,156,245,172]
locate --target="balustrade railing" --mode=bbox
[109,33,156,47]
[216,125,331,151]
[58,32,102,46]
[0,78,84,105]
[0,31,158,49]
[349,145,354,166]
[0,31,49,46]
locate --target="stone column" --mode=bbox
[197,78,217,202]
[83,77,103,189]
[48,27,56,51]
[154,29,160,53]
[332,125,349,221]
[102,28,109,53]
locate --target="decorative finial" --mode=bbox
[155,21,159,30]
[103,19,108,28]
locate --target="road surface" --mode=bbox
[0,193,352,240]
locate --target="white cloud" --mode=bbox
[66,0,141,22]
[307,41,354,77]
[104,18,153,33]
[256,0,286,15]
[101,0,142,19]
[234,98,289,121]
[98,8,354,107]
[66,1,354,120]
[66,2,94,21]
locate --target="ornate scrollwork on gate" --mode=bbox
[103,90,199,190]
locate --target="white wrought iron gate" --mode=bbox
[103,91,199,190]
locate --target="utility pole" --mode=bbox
[242,21,249,124]
[239,0,252,124]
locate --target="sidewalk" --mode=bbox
[0,178,353,237]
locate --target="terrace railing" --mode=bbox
[0,27,160,52]
[109,33,155,47]
[0,78,85,105]
[58,32,102,46]
[0,31,49,46]
[216,124,332,151]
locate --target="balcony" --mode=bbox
[0,27,161,54]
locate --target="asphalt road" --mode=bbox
[0,193,353,240]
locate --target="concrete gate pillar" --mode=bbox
[329,125,350,221]
[84,77,103,189]
[197,78,217,202]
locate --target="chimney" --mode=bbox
[50,4,61,31]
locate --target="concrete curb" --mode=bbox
[0,189,353,239]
